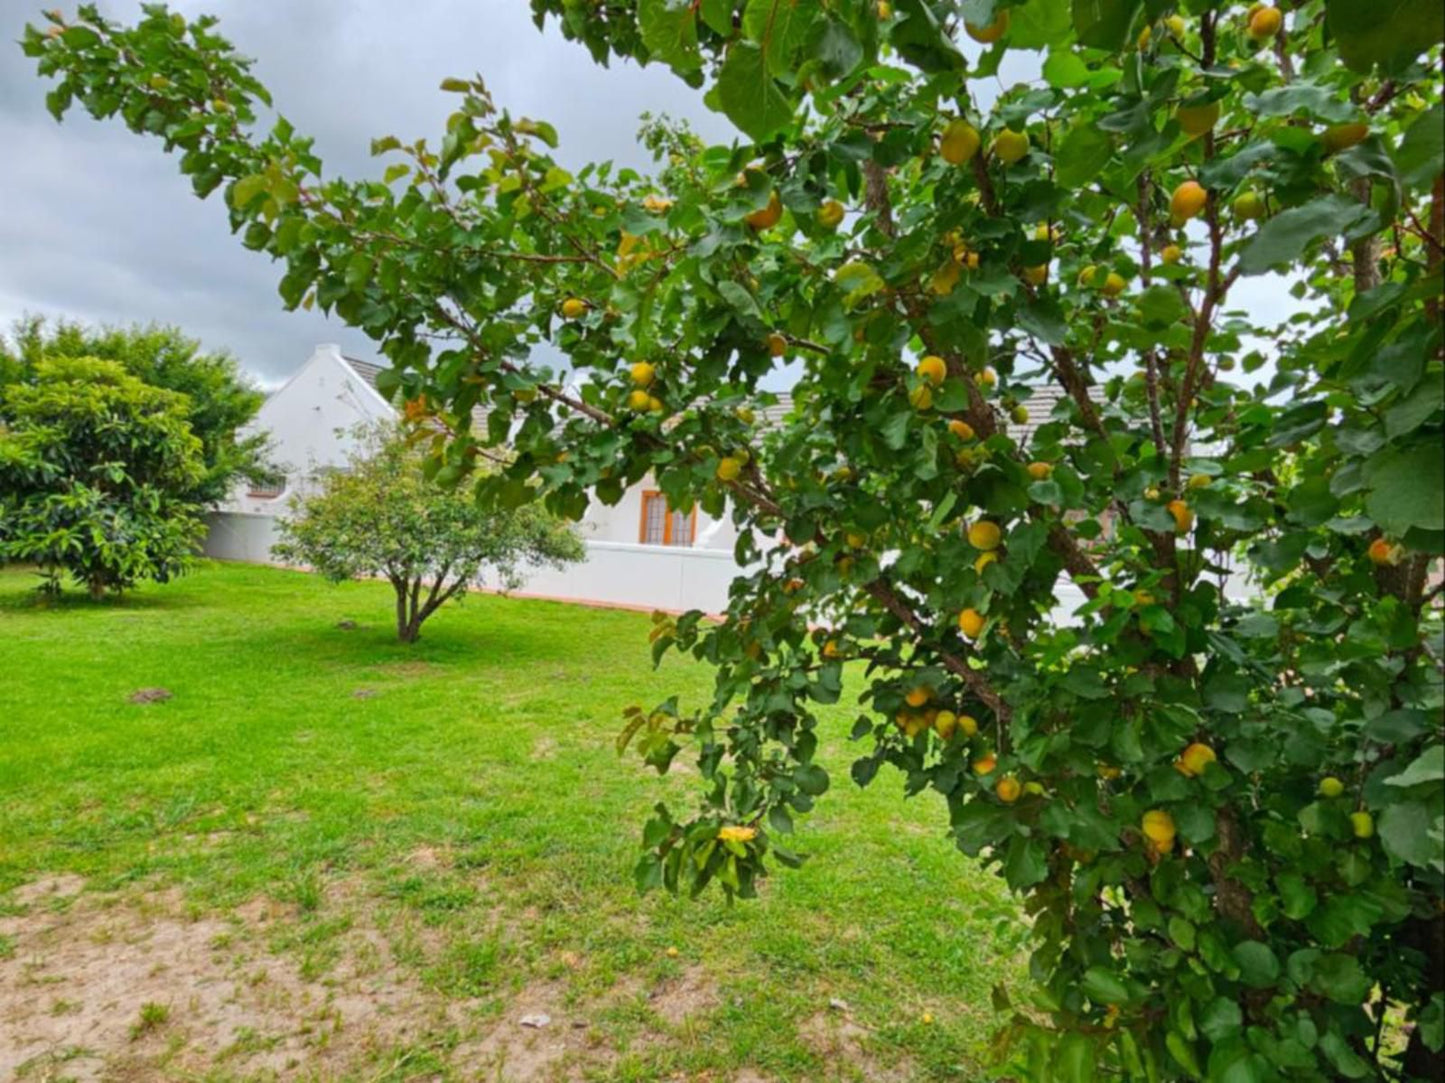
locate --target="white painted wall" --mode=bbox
[202,511,748,614]
[508,540,748,612]
[225,344,395,515]
[202,511,284,565]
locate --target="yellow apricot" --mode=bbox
[1170,180,1208,221]
[918,355,948,387]
[958,608,986,639]
[965,9,1009,42]
[939,119,982,166]
[968,521,1002,551]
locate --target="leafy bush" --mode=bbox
[0,356,205,597]
[25,2,1443,1077]
[1,316,270,506]
[274,425,584,642]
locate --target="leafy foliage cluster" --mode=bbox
[274,424,584,642]
[1,316,270,506]
[0,356,206,597]
[23,0,1445,1077]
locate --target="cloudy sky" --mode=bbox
[1,2,1298,390]
[0,0,746,387]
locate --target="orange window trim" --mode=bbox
[639,490,696,546]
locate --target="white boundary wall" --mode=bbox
[202,512,748,614]
[203,511,284,566]
[203,512,1251,622]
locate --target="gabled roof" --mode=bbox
[1011,383,1105,445]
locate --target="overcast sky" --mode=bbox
[0,0,743,387]
[2,2,1299,390]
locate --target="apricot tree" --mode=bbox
[25,1,1444,1076]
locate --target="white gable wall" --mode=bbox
[226,344,395,514]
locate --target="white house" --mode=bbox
[205,344,751,612]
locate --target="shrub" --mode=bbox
[1,316,270,506]
[0,356,205,597]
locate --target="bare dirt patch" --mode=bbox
[1,886,459,1080]
[8,874,86,910]
[450,975,643,1082]
[799,1010,915,1083]
[648,965,720,1027]
[127,687,172,705]
[0,878,674,1081]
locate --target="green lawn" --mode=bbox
[0,562,1022,1082]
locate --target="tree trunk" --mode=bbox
[393,580,417,642]
[88,575,107,601]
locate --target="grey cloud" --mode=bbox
[1,3,1306,390]
[1,0,734,386]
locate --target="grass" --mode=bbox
[0,561,1023,1081]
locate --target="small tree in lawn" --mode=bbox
[275,425,584,642]
[0,356,206,598]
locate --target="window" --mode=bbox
[639,491,695,547]
[247,477,287,500]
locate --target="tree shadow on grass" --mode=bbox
[225,592,651,677]
[0,568,207,614]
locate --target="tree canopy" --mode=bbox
[1,316,270,506]
[24,1,1444,1077]
[0,355,206,597]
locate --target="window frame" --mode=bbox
[638,490,696,547]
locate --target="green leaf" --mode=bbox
[1004,836,1049,888]
[1072,0,1143,50]
[1165,1030,1202,1078]
[892,0,966,72]
[1011,0,1074,49]
[834,260,886,305]
[1380,799,1444,869]
[1365,442,1445,534]
[1276,872,1318,920]
[640,0,702,72]
[1384,378,1443,438]
[1326,0,1444,72]
[810,18,864,79]
[1395,103,1445,191]
[1386,745,1445,788]
[1366,708,1433,743]
[1053,1031,1099,1083]
[1199,997,1243,1043]
[1018,296,1067,344]
[1082,965,1131,1004]
[1238,195,1378,276]
[230,173,268,210]
[1231,940,1280,988]
[793,762,830,796]
[1055,123,1113,188]
[1311,953,1371,1003]
[1207,1038,1272,1083]
[1319,1029,1373,1078]
[1042,48,1091,88]
[1136,284,1187,328]
[1168,915,1198,952]
[718,280,764,321]
[742,0,816,76]
[715,42,794,142]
